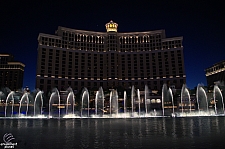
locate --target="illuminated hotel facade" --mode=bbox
[205,60,225,90]
[36,20,186,93]
[0,54,25,90]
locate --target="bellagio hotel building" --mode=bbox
[36,20,186,93]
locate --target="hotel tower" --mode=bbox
[0,54,25,90]
[36,20,186,93]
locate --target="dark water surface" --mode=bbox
[0,117,225,149]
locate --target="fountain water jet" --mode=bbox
[95,91,99,116]
[162,84,166,116]
[213,85,225,115]
[0,91,3,102]
[19,93,29,117]
[110,89,118,117]
[131,86,136,116]
[48,88,61,118]
[5,91,15,117]
[81,87,89,117]
[181,84,191,114]
[137,89,141,116]
[95,87,104,116]
[162,84,175,116]
[168,88,175,115]
[196,84,209,115]
[66,89,75,115]
[34,91,43,116]
[124,91,127,116]
[144,85,149,115]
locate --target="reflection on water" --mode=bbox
[0,117,225,148]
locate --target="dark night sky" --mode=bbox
[1,1,225,90]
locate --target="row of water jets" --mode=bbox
[162,84,224,117]
[2,83,225,118]
[4,91,43,117]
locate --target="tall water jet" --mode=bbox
[180,84,185,113]
[66,88,75,115]
[19,93,29,116]
[49,92,55,117]
[95,87,104,116]
[0,91,3,111]
[48,88,61,118]
[57,89,61,118]
[34,91,43,116]
[110,89,118,117]
[181,84,191,114]
[81,87,89,117]
[162,83,174,116]
[131,86,136,116]
[162,84,167,116]
[213,85,224,115]
[168,88,175,115]
[196,84,208,115]
[144,85,150,115]
[0,91,3,102]
[95,91,99,116]
[109,91,112,115]
[137,89,141,116]
[5,91,15,117]
[124,91,127,115]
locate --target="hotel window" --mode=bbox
[47,80,51,85]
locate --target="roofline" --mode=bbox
[38,33,62,40]
[57,26,166,36]
[162,37,183,41]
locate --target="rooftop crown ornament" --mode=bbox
[105,20,118,32]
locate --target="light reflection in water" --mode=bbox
[172,118,177,140]
[162,118,167,136]
[0,117,225,148]
[181,118,186,136]
[189,118,194,138]
[198,118,202,135]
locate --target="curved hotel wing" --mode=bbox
[36,21,186,93]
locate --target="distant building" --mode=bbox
[36,20,186,93]
[205,60,225,91]
[0,54,25,90]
